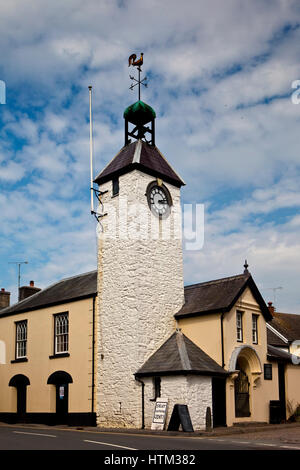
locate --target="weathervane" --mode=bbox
[128,53,148,101]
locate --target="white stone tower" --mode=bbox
[94,75,185,427]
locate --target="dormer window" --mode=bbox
[112,177,119,196]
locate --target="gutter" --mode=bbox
[221,313,225,368]
[91,295,96,414]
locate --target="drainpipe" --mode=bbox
[91,295,96,416]
[220,313,225,368]
[135,376,145,429]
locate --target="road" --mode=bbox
[0,423,299,454]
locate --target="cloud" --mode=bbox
[0,0,300,311]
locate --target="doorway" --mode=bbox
[212,377,226,427]
[234,368,250,417]
[9,374,30,422]
[47,371,73,425]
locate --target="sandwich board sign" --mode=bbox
[151,398,168,430]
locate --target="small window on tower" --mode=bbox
[112,177,119,196]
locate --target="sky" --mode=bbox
[0,0,299,312]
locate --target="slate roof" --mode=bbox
[266,326,288,348]
[268,312,300,343]
[0,270,97,317]
[175,273,272,321]
[267,344,299,364]
[94,140,185,188]
[135,330,228,377]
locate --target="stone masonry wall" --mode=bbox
[143,375,212,431]
[96,169,185,428]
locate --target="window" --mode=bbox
[252,314,258,344]
[264,363,272,380]
[150,376,161,401]
[236,311,243,342]
[16,320,27,359]
[112,177,119,196]
[54,313,69,354]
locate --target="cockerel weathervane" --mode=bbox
[128,52,148,101]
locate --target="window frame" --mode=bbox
[252,314,259,344]
[264,363,272,380]
[112,177,119,197]
[53,312,69,355]
[236,310,243,342]
[15,320,28,359]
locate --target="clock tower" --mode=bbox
[94,63,185,428]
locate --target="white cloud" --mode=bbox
[0,0,300,311]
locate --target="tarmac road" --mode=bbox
[0,422,300,453]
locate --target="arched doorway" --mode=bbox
[9,374,30,422]
[229,345,262,419]
[234,360,250,417]
[47,371,73,424]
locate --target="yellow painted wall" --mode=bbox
[178,313,222,365]
[0,297,96,414]
[178,286,281,426]
[285,364,300,419]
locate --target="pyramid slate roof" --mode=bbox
[135,330,228,377]
[94,140,185,188]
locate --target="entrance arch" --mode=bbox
[9,374,30,421]
[47,371,73,424]
[229,346,262,419]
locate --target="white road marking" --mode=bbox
[13,431,56,438]
[84,439,137,450]
[280,445,300,450]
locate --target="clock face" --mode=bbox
[147,183,172,218]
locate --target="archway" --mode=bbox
[47,371,73,424]
[229,346,262,419]
[9,374,30,421]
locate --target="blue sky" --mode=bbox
[0,0,300,312]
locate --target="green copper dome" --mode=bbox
[123,100,156,125]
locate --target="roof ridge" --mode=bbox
[184,273,249,289]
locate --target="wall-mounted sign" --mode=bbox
[59,386,65,400]
[151,397,168,430]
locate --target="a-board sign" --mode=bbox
[167,404,194,432]
[151,398,168,430]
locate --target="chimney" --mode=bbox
[0,288,11,310]
[19,281,41,302]
[268,301,275,316]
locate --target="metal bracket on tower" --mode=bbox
[91,188,108,230]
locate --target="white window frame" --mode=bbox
[236,311,243,342]
[252,314,258,344]
[54,313,69,354]
[16,320,27,359]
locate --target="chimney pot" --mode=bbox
[30,280,34,287]
[268,301,275,316]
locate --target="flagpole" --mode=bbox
[88,85,94,214]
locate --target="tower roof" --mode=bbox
[94,140,185,187]
[124,100,156,126]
